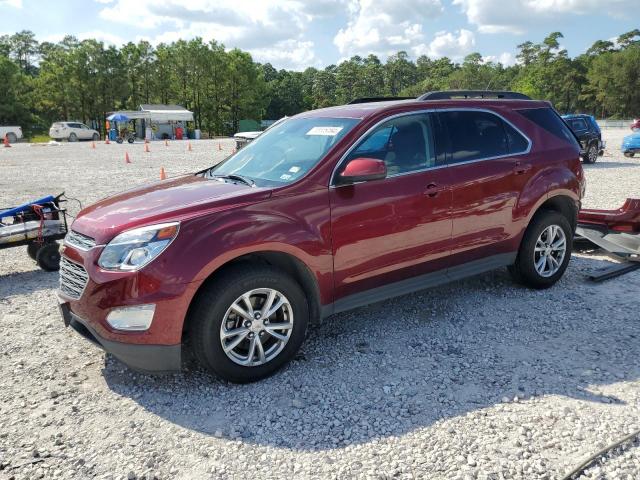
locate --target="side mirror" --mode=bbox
[339,157,387,184]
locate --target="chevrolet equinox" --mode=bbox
[58,91,585,383]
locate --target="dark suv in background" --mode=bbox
[562,114,605,164]
[58,90,584,382]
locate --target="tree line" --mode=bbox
[1,29,639,137]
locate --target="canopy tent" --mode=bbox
[106,105,195,140]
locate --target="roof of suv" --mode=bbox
[300,96,550,121]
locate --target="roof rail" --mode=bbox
[348,96,415,104]
[418,90,531,101]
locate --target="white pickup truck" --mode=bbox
[0,126,23,143]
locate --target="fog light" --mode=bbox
[106,304,155,331]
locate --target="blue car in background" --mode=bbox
[622,131,640,158]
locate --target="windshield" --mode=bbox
[208,117,359,186]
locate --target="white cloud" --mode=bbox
[482,52,516,66]
[96,0,344,68]
[413,29,475,59]
[334,0,443,57]
[0,0,22,7]
[453,0,636,34]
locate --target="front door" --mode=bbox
[329,112,452,303]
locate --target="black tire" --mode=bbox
[36,242,61,271]
[508,211,572,289]
[7,132,17,144]
[127,136,135,144]
[624,152,635,158]
[189,265,309,383]
[92,133,99,141]
[583,143,598,164]
[27,242,41,260]
[116,137,123,144]
[68,133,78,142]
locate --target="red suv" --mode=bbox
[58,91,585,382]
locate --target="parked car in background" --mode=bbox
[58,90,584,383]
[0,126,23,143]
[631,119,640,132]
[622,131,640,158]
[49,122,100,142]
[562,114,605,164]
[233,117,288,150]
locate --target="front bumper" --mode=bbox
[59,300,181,372]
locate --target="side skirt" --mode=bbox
[323,252,516,318]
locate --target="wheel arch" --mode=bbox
[534,194,579,231]
[182,250,322,340]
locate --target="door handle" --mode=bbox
[424,183,442,197]
[514,162,532,175]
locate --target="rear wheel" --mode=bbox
[509,211,572,289]
[583,143,598,164]
[624,152,635,158]
[7,132,17,144]
[36,242,61,271]
[189,265,308,383]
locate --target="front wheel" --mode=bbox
[7,132,17,144]
[189,265,309,383]
[509,211,572,289]
[624,152,635,158]
[583,144,598,164]
[92,133,99,141]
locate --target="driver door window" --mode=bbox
[344,114,436,177]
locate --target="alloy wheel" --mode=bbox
[219,288,294,366]
[533,224,566,277]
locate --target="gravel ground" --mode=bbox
[1,132,639,480]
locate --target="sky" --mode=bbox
[0,0,637,70]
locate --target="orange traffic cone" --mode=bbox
[187,141,192,152]
[3,135,11,148]
[164,139,168,147]
[217,142,222,151]
[160,167,167,180]
[144,142,150,153]
[125,152,131,164]
[91,141,96,149]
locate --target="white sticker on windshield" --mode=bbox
[306,126,343,136]
[289,166,300,173]
[280,174,292,180]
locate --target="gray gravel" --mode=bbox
[1,133,639,480]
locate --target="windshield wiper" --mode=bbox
[213,174,255,187]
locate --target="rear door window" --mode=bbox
[503,121,529,154]
[439,110,508,163]
[566,118,588,132]
[518,108,579,148]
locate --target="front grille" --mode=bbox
[59,257,89,300]
[65,230,96,250]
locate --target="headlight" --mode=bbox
[98,222,179,271]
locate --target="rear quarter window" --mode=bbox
[518,108,579,148]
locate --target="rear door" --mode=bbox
[329,112,452,302]
[438,109,531,266]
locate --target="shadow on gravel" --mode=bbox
[104,255,640,451]
[0,268,58,296]
[582,161,640,169]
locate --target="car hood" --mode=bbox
[71,174,272,243]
